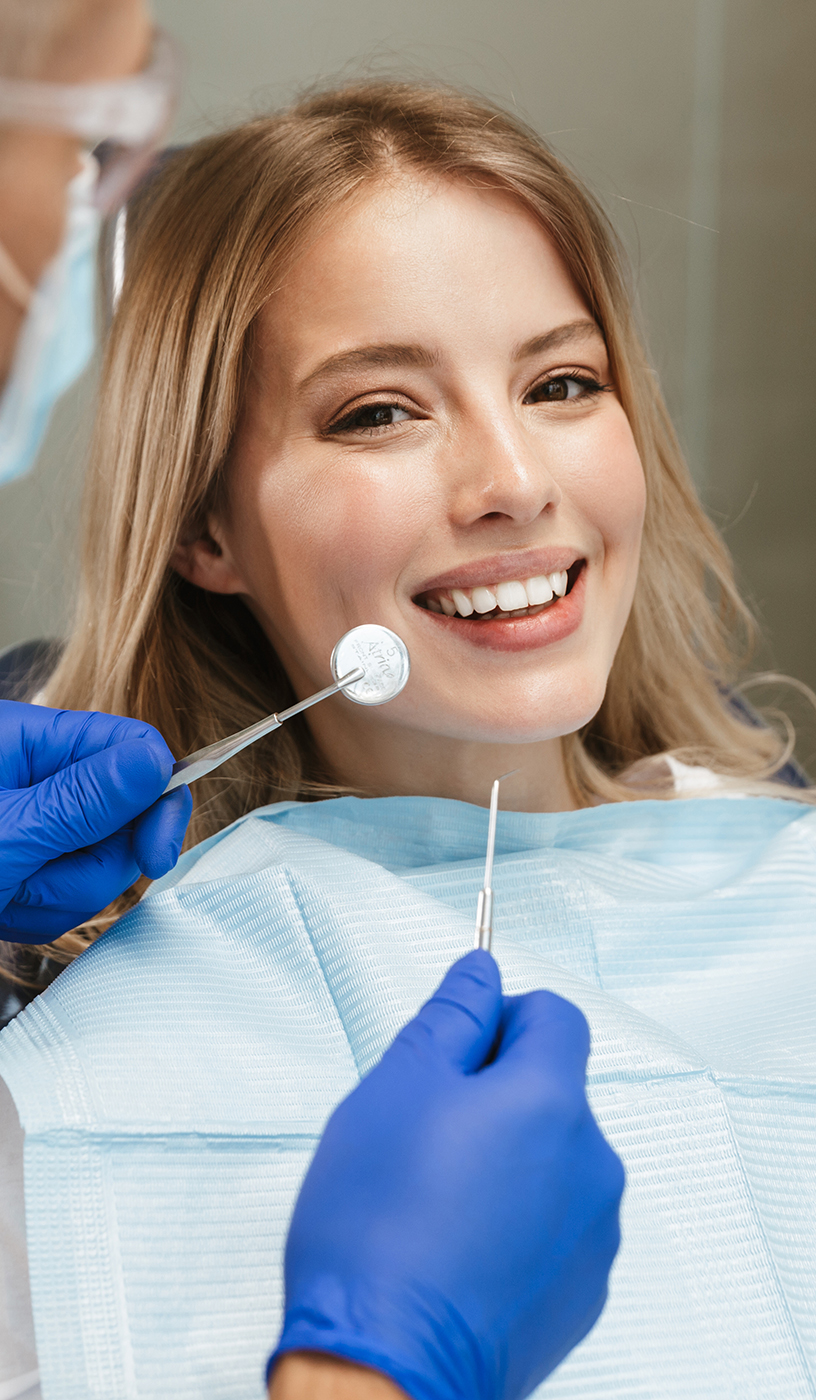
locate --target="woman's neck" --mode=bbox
[307,708,577,813]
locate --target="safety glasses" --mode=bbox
[0,29,182,215]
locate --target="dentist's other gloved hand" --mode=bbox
[270,950,624,1400]
[0,699,191,941]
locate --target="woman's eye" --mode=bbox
[331,402,413,433]
[525,374,604,405]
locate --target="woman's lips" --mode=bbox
[413,562,587,652]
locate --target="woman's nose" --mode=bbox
[447,409,561,529]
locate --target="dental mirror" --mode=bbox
[330,623,411,705]
[164,623,411,792]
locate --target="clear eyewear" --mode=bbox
[0,29,183,215]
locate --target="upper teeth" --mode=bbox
[427,571,569,618]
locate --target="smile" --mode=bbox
[416,560,585,620]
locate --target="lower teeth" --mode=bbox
[427,598,558,620]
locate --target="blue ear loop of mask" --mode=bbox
[0,154,100,486]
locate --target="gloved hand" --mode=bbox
[0,699,191,942]
[270,949,624,1400]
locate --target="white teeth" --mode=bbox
[451,588,474,617]
[525,575,554,606]
[472,586,498,614]
[495,580,528,612]
[425,567,574,618]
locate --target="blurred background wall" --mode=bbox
[2,0,814,761]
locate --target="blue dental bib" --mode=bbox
[1,794,815,1399]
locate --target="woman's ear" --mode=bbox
[171,516,247,596]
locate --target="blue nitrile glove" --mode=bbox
[270,949,624,1400]
[0,699,191,942]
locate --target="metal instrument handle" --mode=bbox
[164,667,364,793]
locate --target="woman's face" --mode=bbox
[188,175,646,804]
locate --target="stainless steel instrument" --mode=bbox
[474,770,518,951]
[164,623,410,793]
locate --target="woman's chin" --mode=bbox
[396,687,607,747]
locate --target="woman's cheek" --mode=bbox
[574,417,646,552]
[300,458,435,593]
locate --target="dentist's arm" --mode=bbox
[268,951,624,1400]
[271,1354,404,1398]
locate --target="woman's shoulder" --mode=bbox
[617,751,814,802]
[623,754,731,796]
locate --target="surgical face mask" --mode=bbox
[0,153,100,486]
[0,29,181,486]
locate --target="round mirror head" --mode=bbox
[331,624,411,706]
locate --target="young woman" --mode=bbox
[1,82,814,1399]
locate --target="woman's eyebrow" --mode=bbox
[512,319,603,362]
[296,321,601,394]
[298,343,441,392]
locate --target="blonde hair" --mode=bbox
[7,80,811,985]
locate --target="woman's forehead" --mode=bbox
[253,174,592,381]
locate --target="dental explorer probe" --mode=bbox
[164,623,411,793]
[474,770,518,952]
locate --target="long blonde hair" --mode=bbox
[8,80,810,984]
